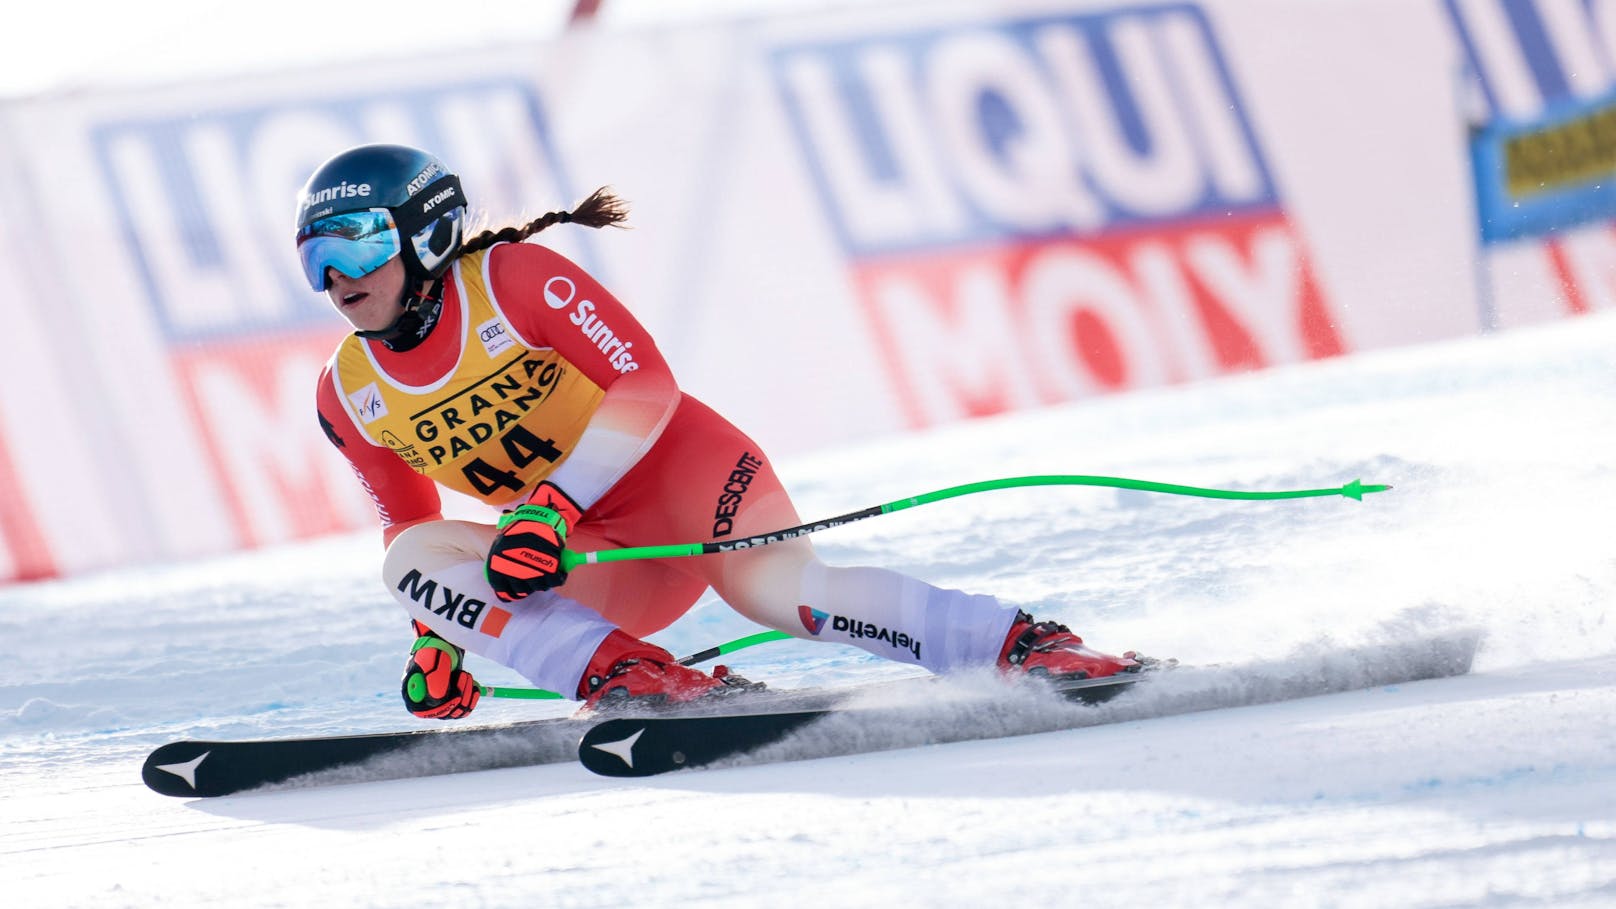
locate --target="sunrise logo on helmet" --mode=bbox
[300,180,372,211]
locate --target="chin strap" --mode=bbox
[354,278,446,352]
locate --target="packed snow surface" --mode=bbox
[5,313,1615,907]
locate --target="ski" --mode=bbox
[140,672,1134,797]
[141,714,591,797]
[577,631,1483,778]
[578,671,1147,777]
[144,631,1482,794]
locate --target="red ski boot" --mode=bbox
[577,631,754,711]
[997,612,1141,681]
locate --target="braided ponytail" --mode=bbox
[457,186,630,258]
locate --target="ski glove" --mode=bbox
[402,623,480,720]
[485,481,584,602]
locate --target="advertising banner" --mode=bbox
[0,0,1596,582]
[1446,0,1616,324]
[770,4,1340,428]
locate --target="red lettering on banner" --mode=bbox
[1545,241,1590,316]
[171,330,377,547]
[856,213,1342,428]
[0,413,56,582]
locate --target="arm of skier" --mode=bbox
[480,242,681,599]
[315,364,444,547]
[489,242,681,509]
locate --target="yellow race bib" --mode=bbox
[331,249,604,503]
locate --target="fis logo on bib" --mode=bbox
[349,382,388,423]
[799,606,921,660]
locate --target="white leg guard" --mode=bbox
[382,521,618,699]
[794,561,1021,673]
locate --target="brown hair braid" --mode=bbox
[455,186,630,259]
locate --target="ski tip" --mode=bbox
[142,744,214,798]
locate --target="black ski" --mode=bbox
[141,672,1136,797]
[577,631,1483,778]
[145,631,1482,794]
[578,671,1147,777]
[142,715,590,797]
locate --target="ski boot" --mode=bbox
[997,612,1143,681]
[577,630,761,712]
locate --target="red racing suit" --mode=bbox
[317,242,1017,696]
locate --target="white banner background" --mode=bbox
[0,0,1601,581]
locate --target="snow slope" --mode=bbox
[4,312,1615,908]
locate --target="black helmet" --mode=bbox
[294,143,467,291]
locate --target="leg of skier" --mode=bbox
[380,393,1135,718]
[619,397,1140,680]
[697,491,1139,681]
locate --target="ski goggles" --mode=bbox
[296,208,402,292]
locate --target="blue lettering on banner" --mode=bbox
[88,79,577,342]
[764,4,1342,430]
[1443,0,1616,123]
[769,3,1280,256]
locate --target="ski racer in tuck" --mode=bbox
[300,143,1142,719]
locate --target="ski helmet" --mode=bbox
[294,143,467,292]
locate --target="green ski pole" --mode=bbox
[488,475,1387,700]
[561,474,1389,571]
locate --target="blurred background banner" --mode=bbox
[0,0,1609,582]
[768,4,1340,427]
[1446,0,1616,325]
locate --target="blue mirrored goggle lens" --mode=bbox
[296,210,401,291]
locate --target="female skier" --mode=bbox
[301,143,1139,718]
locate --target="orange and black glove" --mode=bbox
[402,621,480,720]
[485,481,584,602]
